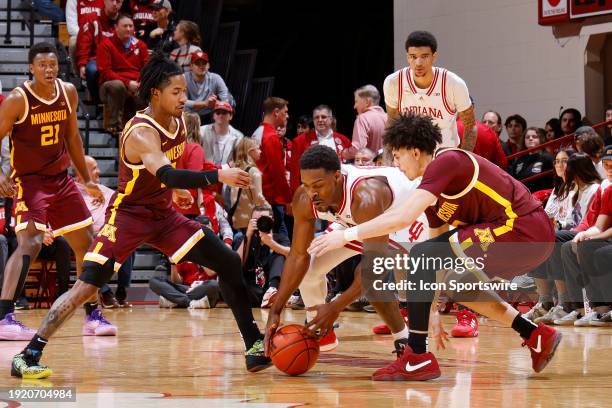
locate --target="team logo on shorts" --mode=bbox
[98,224,118,243]
[15,201,28,213]
[473,227,495,251]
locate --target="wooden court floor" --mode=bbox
[1,306,611,407]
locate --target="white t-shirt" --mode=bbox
[383,66,471,148]
[316,130,337,151]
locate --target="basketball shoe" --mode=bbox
[372,307,408,335]
[534,305,567,324]
[372,339,441,381]
[522,302,549,321]
[319,328,339,352]
[82,308,118,336]
[11,349,52,379]
[260,287,278,308]
[0,313,36,340]
[245,339,272,372]
[522,323,562,373]
[450,310,479,338]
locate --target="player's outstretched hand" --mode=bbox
[172,189,194,209]
[264,310,281,357]
[0,173,15,197]
[308,230,346,257]
[85,181,105,206]
[306,303,340,338]
[430,310,449,351]
[218,168,250,188]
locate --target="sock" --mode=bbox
[511,313,538,339]
[392,326,409,341]
[398,301,408,309]
[0,299,14,320]
[407,301,431,354]
[408,332,428,354]
[84,302,98,315]
[26,334,48,353]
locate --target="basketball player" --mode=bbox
[11,53,271,379]
[384,30,477,151]
[0,42,110,341]
[309,113,562,381]
[264,145,429,354]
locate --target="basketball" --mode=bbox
[270,324,320,376]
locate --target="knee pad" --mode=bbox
[79,260,115,288]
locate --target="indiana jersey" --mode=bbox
[311,165,429,244]
[10,79,72,178]
[383,67,471,148]
[112,111,186,215]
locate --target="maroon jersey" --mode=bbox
[113,111,186,214]
[10,79,72,178]
[420,148,542,233]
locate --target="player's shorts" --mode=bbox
[449,208,555,279]
[83,205,204,272]
[13,171,93,236]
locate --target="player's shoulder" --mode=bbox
[439,67,467,87]
[383,67,404,88]
[292,186,315,220]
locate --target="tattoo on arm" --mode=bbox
[459,105,477,151]
[38,291,80,339]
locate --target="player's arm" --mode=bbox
[126,127,249,188]
[386,105,400,127]
[429,224,449,239]
[458,105,477,151]
[0,91,26,196]
[264,187,316,355]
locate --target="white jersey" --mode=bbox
[312,165,429,248]
[383,66,471,148]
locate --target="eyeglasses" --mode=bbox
[553,159,569,165]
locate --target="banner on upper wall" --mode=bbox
[570,0,612,18]
[539,0,612,25]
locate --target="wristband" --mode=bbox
[343,227,359,242]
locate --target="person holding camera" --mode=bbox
[235,206,290,308]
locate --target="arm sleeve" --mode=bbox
[383,72,398,109]
[156,165,219,188]
[66,0,79,37]
[446,71,472,113]
[418,151,473,197]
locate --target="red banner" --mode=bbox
[571,0,612,18]
[539,0,570,25]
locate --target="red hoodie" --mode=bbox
[76,12,116,68]
[256,123,292,205]
[96,33,149,86]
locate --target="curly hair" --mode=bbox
[300,145,340,172]
[383,113,441,155]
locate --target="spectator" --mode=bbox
[544,118,563,155]
[502,114,526,157]
[510,127,553,192]
[185,52,232,120]
[174,112,205,219]
[289,105,351,195]
[33,0,65,23]
[97,14,149,134]
[77,0,122,103]
[277,125,292,189]
[74,156,135,308]
[235,205,290,308]
[457,119,507,169]
[200,101,243,166]
[481,110,503,138]
[342,85,387,161]
[604,104,612,146]
[146,0,175,53]
[252,97,292,234]
[560,108,582,136]
[575,126,606,179]
[169,20,202,72]
[129,0,157,39]
[296,114,313,137]
[229,138,269,230]
[66,0,104,73]
[354,148,375,167]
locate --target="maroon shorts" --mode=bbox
[449,208,555,279]
[14,172,92,236]
[83,205,204,271]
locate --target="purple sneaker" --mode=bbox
[82,308,117,336]
[0,313,36,341]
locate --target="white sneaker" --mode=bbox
[158,296,176,308]
[260,287,278,308]
[522,302,548,321]
[535,305,567,324]
[553,310,580,325]
[590,311,612,327]
[286,294,299,306]
[574,311,599,327]
[189,296,211,309]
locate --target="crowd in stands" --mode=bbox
[2,1,611,328]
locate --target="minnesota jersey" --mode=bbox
[10,79,72,177]
[383,67,471,148]
[112,111,186,214]
[312,165,429,244]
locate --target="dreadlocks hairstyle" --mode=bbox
[300,145,341,173]
[384,113,442,155]
[28,42,58,63]
[138,52,183,103]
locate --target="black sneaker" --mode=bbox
[245,339,272,372]
[14,297,30,310]
[11,349,52,379]
[291,296,305,310]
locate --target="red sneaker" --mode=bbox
[372,307,408,335]
[450,310,479,338]
[372,340,441,381]
[522,323,562,373]
[319,328,339,352]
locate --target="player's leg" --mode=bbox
[0,222,45,340]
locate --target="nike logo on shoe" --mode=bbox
[405,359,431,372]
[532,335,542,353]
